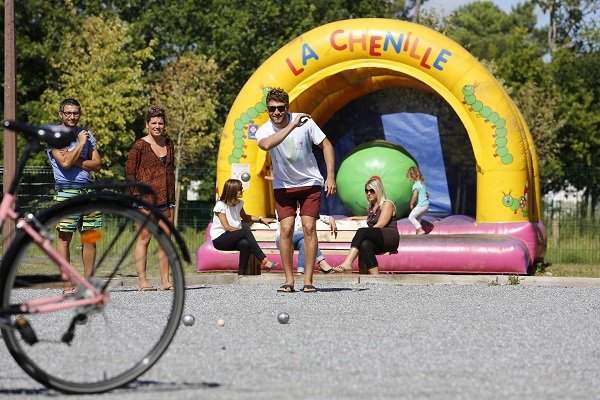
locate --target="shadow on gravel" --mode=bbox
[183,285,212,291]
[0,388,53,396]
[317,287,369,293]
[122,379,221,392]
[0,380,221,396]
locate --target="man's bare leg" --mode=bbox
[58,231,73,291]
[301,215,317,286]
[82,242,96,277]
[279,216,296,287]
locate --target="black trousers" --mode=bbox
[212,229,266,275]
[350,227,399,270]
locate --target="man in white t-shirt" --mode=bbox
[256,88,336,293]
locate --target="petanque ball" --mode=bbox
[277,312,290,324]
[182,314,195,326]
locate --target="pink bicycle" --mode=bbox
[0,120,189,393]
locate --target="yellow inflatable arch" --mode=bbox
[216,18,541,224]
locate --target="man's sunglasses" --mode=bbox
[267,105,287,113]
[364,188,376,194]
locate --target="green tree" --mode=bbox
[33,14,154,176]
[445,1,537,61]
[533,0,599,53]
[550,49,600,215]
[150,54,225,223]
[514,81,566,192]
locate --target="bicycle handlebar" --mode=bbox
[3,120,75,148]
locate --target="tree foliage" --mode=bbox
[1,0,598,212]
[33,14,154,175]
[150,53,224,211]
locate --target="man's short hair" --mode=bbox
[60,98,81,112]
[266,88,289,105]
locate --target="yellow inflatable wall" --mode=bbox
[215,18,542,224]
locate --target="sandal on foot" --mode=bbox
[261,259,278,272]
[318,264,333,274]
[302,285,317,293]
[277,284,295,293]
[62,287,76,296]
[332,265,352,273]
[139,286,157,292]
[159,285,174,291]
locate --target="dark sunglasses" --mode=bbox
[364,188,376,195]
[267,105,287,113]
[60,110,81,117]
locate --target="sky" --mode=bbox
[422,0,550,26]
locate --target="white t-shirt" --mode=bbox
[255,112,326,189]
[210,200,243,240]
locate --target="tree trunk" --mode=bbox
[174,128,184,228]
[412,0,421,23]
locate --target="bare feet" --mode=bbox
[416,228,426,235]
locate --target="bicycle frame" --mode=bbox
[0,122,107,316]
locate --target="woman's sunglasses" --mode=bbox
[364,188,376,194]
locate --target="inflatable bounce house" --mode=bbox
[197,18,547,275]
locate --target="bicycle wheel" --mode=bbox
[0,195,185,394]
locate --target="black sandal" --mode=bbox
[277,284,295,293]
[302,285,317,293]
[318,264,333,274]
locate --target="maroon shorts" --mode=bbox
[274,186,321,221]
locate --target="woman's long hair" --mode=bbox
[219,179,243,206]
[365,176,387,207]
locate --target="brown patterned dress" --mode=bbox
[126,138,175,207]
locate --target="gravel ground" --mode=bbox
[1,281,599,399]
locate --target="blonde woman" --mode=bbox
[333,176,399,275]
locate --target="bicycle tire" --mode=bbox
[0,195,185,394]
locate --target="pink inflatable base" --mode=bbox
[197,216,547,275]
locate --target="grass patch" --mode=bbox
[537,263,600,278]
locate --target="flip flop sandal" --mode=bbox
[318,265,333,273]
[261,259,279,272]
[277,284,295,293]
[302,285,317,293]
[159,285,174,291]
[332,265,352,273]
[139,286,157,292]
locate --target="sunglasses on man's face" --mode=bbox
[365,188,376,195]
[61,110,81,117]
[267,105,287,113]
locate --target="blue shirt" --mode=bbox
[412,180,429,207]
[46,127,97,189]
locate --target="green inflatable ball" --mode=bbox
[336,140,416,218]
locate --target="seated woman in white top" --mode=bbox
[210,179,277,275]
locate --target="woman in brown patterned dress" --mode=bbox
[126,107,176,291]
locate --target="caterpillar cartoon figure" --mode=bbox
[501,189,527,217]
[228,86,271,165]
[502,191,521,214]
[462,84,513,165]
